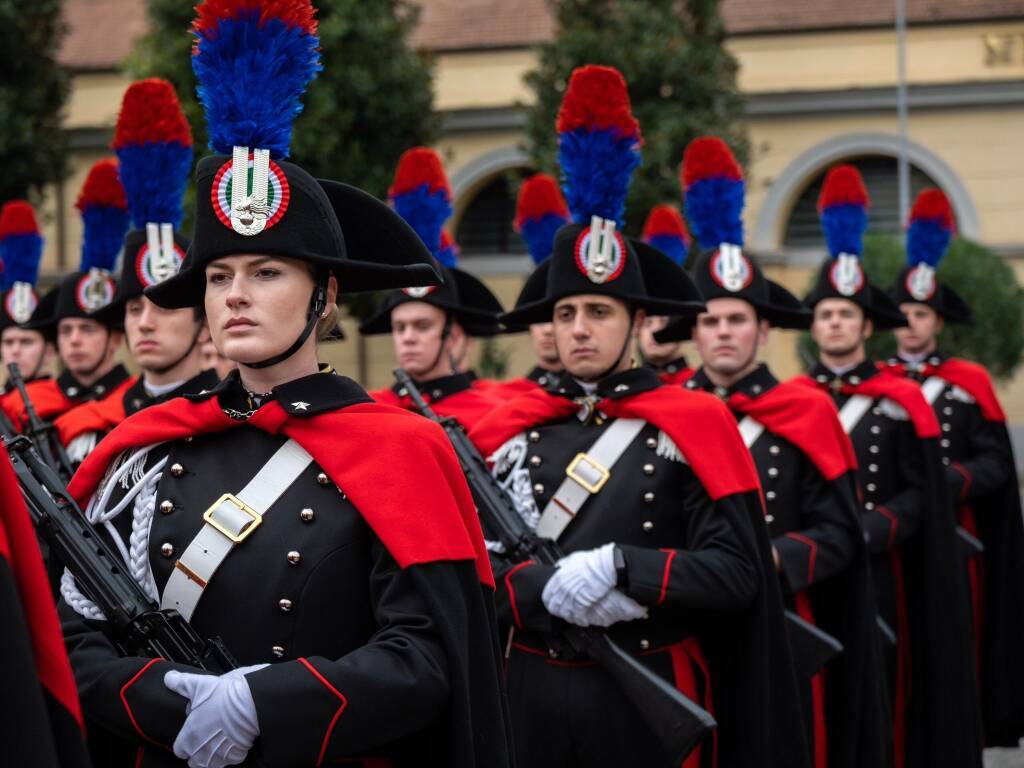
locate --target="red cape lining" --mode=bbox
[791,371,940,438]
[69,397,494,587]
[468,385,761,501]
[55,377,137,444]
[728,380,857,481]
[0,451,84,728]
[879,358,1005,423]
[2,379,74,426]
[369,384,500,428]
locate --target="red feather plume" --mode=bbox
[0,201,40,238]
[817,165,870,212]
[389,147,451,198]
[75,159,128,212]
[556,65,641,140]
[681,137,742,188]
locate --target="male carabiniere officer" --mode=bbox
[59,3,512,766]
[795,165,982,768]
[879,188,1024,747]
[658,138,886,768]
[469,65,810,768]
[4,160,131,429]
[56,80,218,463]
[361,148,503,428]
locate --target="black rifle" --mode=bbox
[8,363,74,483]
[785,609,843,680]
[4,432,237,672]
[393,369,716,764]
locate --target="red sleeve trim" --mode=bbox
[119,658,166,748]
[504,560,536,630]
[657,549,676,606]
[298,657,349,767]
[950,462,972,502]
[875,506,899,549]
[784,532,818,584]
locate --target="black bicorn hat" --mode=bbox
[887,188,973,325]
[803,165,907,330]
[359,263,504,337]
[653,248,810,343]
[146,3,440,312]
[500,65,704,328]
[24,159,128,338]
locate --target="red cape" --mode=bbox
[69,396,494,587]
[369,385,500,428]
[728,380,857,481]
[469,385,761,501]
[660,367,695,386]
[0,451,83,728]
[54,377,137,444]
[2,379,74,426]
[879,358,1005,423]
[791,371,940,439]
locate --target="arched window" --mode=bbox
[783,156,938,248]
[454,169,532,256]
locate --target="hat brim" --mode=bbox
[501,241,705,327]
[146,181,442,310]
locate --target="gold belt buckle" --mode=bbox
[202,493,262,543]
[566,452,611,494]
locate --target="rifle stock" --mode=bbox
[393,368,716,763]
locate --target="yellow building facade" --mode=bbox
[41,3,1024,421]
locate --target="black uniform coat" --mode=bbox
[882,353,1024,746]
[470,367,811,768]
[687,365,888,768]
[59,370,513,768]
[795,362,982,768]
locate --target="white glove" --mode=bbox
[581,588,648,627]
[542,543,618,625]
[164,663,269,768]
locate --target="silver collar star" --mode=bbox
[291,401,310,411]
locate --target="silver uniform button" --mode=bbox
[287,551,301,565]
[646,437,657,450]
[614,384,629,393]
[643,492,655,503]
[869,445,879,454]
[867,483,877,492]
[316,472,330,486]
[639,639,650,651]
[67,387,79,397]
[642,521,654,533]
[160,542,174,557]
[95,385,105,395]
[169,463,184,478]
[548,648,559,659]
[765,514,775,524]
[872,407,882,416]
[278,599,293,612]
[870,425,881,435]
[865,502,875,510]
[767,467,779,478]
[944,406,953,416]
[529,455,542,467]
[769,445,780,456]
[642,463,655,476]
[849,376,861,385]
[766,490,777,501]
[943,457,951,466]
[528,431,541,443]
[869,464,879,473]
[941,439,950,448]
[272,646,285,658]
[942,423,951,432]
[534,483,545,495]
[300,507,315,522]
[945,391,954,400]
[159,500,174,514]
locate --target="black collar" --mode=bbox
[810,359,880,390]
[644,356,689,376]
[57,364,130,402]
[391,371,474,403]
[527,365,560,389]
[550,366,663,401]
[888,350,946,371]
[685,364,778,400]
[123,369,223,416]
[189,366,373,418]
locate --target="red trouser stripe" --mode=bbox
[795,592,827,768]
[668,639,716,768]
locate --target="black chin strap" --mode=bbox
[149,321,205,376]
[245,276,328,370]
[421,316,453,378]
[593,316,636,382]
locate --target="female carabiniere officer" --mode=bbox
[58,3,512,767]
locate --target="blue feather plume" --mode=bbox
[685,178,745,250]
[0,233,43,290]
[392,186,452,260]
[520,212,566,266]
[115,144,193,229]
[193,11,321,157]
[80,207,129,273]
[821,204,867,258]
[907,220,950,268]
[558,129,640,227]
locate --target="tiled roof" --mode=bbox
[59,0,1024,69]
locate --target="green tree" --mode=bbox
[799,233,1024,381]
[130,0,437,199]
[524,0,748,235]
[0,0,69,201]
